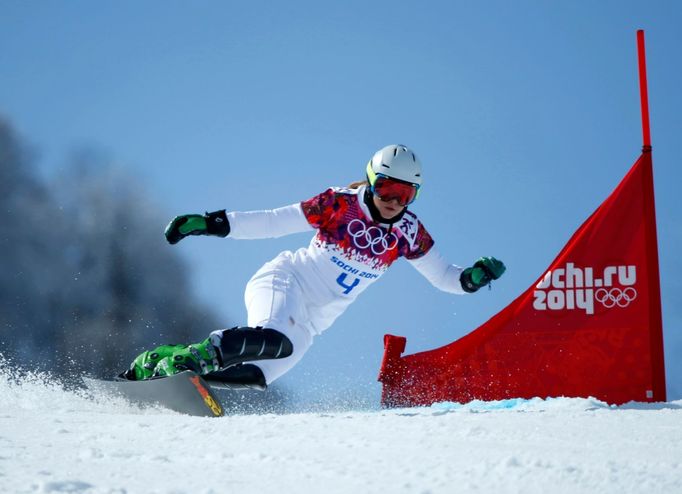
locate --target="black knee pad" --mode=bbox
[212,327,293,369]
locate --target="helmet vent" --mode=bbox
[393,148,398,157]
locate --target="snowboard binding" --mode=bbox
[124,327,293,383]
[204,363,268,391]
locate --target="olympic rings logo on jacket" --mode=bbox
[346,219,399,255]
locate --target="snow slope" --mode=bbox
[2,366,681,494]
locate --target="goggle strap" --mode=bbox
[366,160,377,186]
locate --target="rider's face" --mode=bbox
[372,195,405,220]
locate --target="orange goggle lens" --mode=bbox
[371,175,419,206]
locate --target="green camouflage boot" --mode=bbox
[127,338,221,380]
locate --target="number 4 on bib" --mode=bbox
[336,273,360,294]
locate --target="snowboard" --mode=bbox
[83,370,224,417]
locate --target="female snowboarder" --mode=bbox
[125,145,505,389]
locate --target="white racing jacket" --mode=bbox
[227,186,466,335]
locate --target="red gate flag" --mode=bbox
[379,31,665,407]
[378,150,666,406]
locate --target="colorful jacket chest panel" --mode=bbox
[301,187,434,272]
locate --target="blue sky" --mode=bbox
[2,1,681,402]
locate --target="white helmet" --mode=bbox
[366,144,422,187]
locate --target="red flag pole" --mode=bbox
[637,29,666,401]
[637,30,652,151]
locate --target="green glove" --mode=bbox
[460,256,506,293]
[164,209,230,244]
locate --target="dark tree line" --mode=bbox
[0,118,223,378]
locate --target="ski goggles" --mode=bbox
[370,174,420,206]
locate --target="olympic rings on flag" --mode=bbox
[594,287,637,308]
[347,219,399,255]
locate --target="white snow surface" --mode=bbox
[2,366,681,494]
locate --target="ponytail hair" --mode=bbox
[348,180,369,189]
